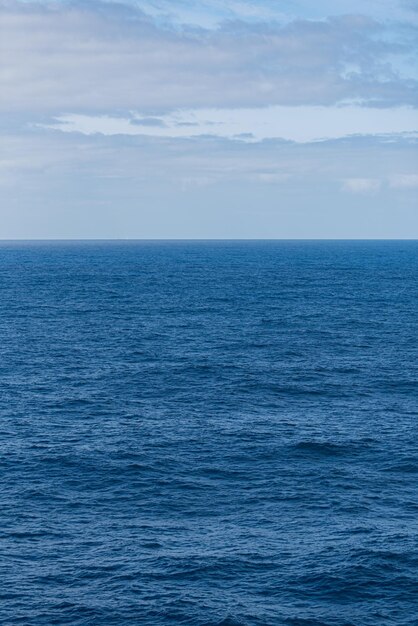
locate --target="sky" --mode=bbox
[1,0,418,238]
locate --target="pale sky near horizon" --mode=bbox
[1,0,417,238]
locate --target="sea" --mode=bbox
[0,240,417,626]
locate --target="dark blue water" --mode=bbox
[1,241,417,625]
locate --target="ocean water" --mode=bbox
[0,240,417,626]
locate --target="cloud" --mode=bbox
[131,0,291,28]
[342,177,382,193]
[389,173,418,188]
[255,172,291,183]
[1,125,416,189]
[1,2,417,237]
[130,117,166,127]
[40,105,418,143]
[90,0,418,27]
[1,127,416,237]
[1,1,417,117]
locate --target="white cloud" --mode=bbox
[255,172,291,183]
[1,2,417,238]
[0,128,416,237]
[1,2,417,116]
[40,105,418,143]
[342,178,382,193]
[1,126,416,190]
[389,174,418,188]
[131,0,290,28]
[94,0,418,27]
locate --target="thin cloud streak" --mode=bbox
[41,105,418,143]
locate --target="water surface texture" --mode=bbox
[1,241,417,625]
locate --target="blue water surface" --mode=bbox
[0,241,417,625]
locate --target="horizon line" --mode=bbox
[0,238,417,243]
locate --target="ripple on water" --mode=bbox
[0,241,417,625]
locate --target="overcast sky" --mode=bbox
[1,0,417,238]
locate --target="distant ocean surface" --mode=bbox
[1,240,418,626]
